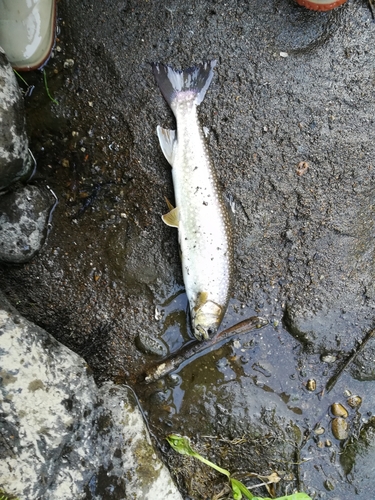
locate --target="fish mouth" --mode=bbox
[192,298,223,341]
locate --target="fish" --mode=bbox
[152,61,233,341]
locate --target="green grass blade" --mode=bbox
[13,69,29,86]
[43,69,59,105]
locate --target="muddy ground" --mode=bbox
[1,0,375,498]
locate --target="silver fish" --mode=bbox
[152,61,233,341]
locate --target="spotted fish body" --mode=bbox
[152,61,233,341]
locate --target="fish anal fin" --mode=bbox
[157,126,176,166]
[162,206,179,228]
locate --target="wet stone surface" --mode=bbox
[0,185,54,264]
[0,48,32,190]
[0,0,375,498]
[340,416,375,489]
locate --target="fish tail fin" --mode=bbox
[152,60,217,109]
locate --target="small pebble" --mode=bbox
[64,58,75,68]
[331,417,348,440]
[331,403,348,418]
[321,354,336,363]
[306,379,316,391]
[314,426,325,436]
[347,395,362,408]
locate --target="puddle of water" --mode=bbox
[136,293,375,497]
[157,290,190,354]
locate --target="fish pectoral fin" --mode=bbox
[157,126,176,166]
[162,206,179,228]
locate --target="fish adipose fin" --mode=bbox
[152,60,217,108]
[162,206,179,228]
[156,126,176,166]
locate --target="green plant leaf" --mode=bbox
[166,434,196,456]
[166,434,230,477]
[230,478,254,499]
[231,480,243,499]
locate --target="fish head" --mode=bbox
[192,298,223,341]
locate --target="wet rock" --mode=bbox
[283,186,375,357]
[0,185,53,264]
[135,330,168,357]
[0,293,182,500]
[350,335,375,381]
[340,417,375,496]
[284,304,361,354]
[284,300,375,381]
[0,47,32,190]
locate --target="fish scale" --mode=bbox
[153,61,233,340]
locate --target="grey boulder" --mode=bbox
[0,294,182,500]
[0,46,32,190]
[0,185,54,264]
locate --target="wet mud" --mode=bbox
[1,0,375,497]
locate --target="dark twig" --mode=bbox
[144,316,268,383]
[369,0,375,20]
[325,327,375,393]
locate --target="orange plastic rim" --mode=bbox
[295,0,347,11]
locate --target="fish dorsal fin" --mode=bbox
[157,126,176,166]
[162,206,179,228]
